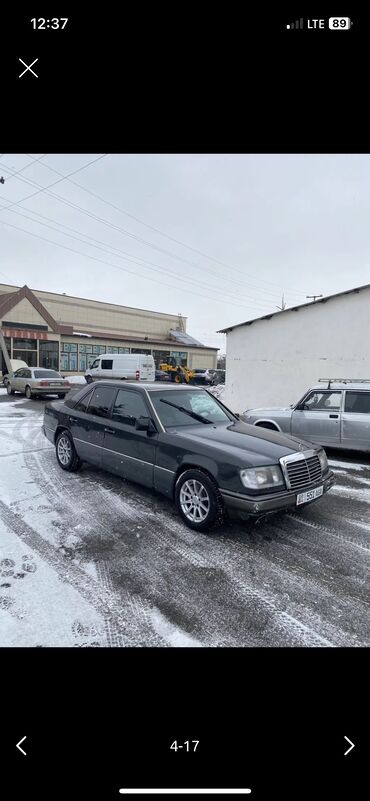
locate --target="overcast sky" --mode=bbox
[0,154,369,351]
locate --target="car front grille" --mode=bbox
[285,455,322,490]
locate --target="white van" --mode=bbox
[85,353,155,383]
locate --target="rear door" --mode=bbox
[102,388,157,486]
[291,389,342,445]
[139,357,155,381]
[69,385,116,467]
[341,391,370,450]
[19,368,32,393]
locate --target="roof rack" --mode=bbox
[318,378,370,388]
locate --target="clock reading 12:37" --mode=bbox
[31,18,69,29]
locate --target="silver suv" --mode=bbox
[242,379,370,453]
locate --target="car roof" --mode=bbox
[86,381,205,391]
[311,383,370,391]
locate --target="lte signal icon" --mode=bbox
[286,18,304,30]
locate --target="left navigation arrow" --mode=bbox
[16,736,27,756]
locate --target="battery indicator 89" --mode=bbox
[329,17,352,29]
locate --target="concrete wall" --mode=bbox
[224,288,370,413]
[189,350,217,369]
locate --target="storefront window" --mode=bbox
[170,350,187,366]
[118,347,130,353]
[13,338,37,351]
[153,350,171,367]
[39,340,59,370]
[61,343,78,371]
[13,349,37,367]
[131,348,151,355]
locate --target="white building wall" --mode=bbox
[224,288,370,413]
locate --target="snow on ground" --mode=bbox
[0,391,369,647]
[67,375,87,384]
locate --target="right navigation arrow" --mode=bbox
[344,736,355,756]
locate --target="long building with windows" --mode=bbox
[0,283,218,376]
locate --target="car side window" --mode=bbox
[14,369,24,377]
[74,390,94,413]
[101,359,113,370]
[111,389,149,426]
[303,391,342,411]
[24,369,32,378]
[87,386,116,418]
[344,392,370,414]
[90,359,99,369]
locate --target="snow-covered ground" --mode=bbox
[0,388,369,647]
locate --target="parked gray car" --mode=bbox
[242,379,370,453]
[7,367,71,399]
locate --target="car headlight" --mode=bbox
[318,449,328,474]
[240,465,284,490]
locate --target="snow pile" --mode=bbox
[207,383,225,401]
[66,375,86,384]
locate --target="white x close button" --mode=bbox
[18,58,38,78]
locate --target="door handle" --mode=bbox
[104,427,116,434]
[329,414,339,419]
[69,416,77,423]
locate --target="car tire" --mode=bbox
[175,468,224,532]
[25,385,32,399]
[55,430,81,472]
[7,384,14,395]
[58,394,66,399]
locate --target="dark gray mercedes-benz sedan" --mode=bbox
[42,382,334,532]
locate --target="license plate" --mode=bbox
[296,485,324,506]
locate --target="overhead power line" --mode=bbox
[0,216,287,316]
[0,184,301,309]
[0,155,107,211]
[0,155,307,303]
[24,153,309,297]
[0,196,279,311]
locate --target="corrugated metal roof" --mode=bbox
[169,329,205,347]
[218,282,370,334]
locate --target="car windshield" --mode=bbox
[149,389,234,428]
[33,370,62,379]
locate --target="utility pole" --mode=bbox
[276,292,286,311]
[306,294,323,302]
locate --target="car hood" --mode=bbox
[170,420,317,467]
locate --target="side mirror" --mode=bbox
[135,416,156,433]
[234,412,240,419]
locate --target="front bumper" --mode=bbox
[220,470,335,518]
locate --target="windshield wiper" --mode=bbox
[160,398,212,424]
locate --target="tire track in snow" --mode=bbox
[0,497,164,646]
[17,451,166,647]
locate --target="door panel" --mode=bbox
[291,390,342,445]
[70,385,116,467]
[341,391,370,450]
[102,389,157,486]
